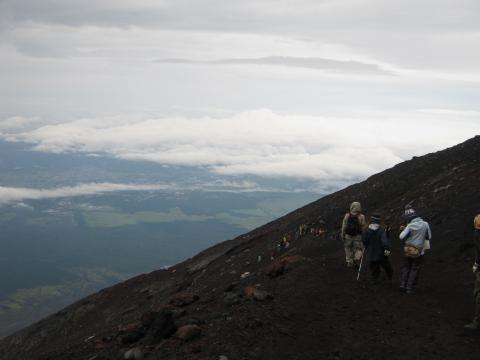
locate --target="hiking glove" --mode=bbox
[384,250,391,257]
[473,263,479,273]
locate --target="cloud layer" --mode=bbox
[0,180,270,205]
[1,0,479,189]
[0,183,171,204]
[3,109,478,182]
[155,56,394,76]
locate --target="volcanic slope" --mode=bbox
[1,136,480,360]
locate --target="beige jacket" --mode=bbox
[341,201,366,240]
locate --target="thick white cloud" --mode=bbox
[155,56,393,76]
[3,109,478,181]
[1,0,478,185]
[0,183,170,204]
[0,116,38,129]
[0,180,268,205]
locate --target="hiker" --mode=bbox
[341,201,366,267]
[362,214,393,283]
[399,206,431,294]
[465,213,480,330]
[299,224,307,236]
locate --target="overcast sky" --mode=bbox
[0,0,479,188]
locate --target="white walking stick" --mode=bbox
[356,249,366,281]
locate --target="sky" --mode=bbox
[0,0,479,193]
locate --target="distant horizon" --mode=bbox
[2,0,479,193]
[0,135,477,206]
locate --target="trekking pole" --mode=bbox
[356,248,366,281]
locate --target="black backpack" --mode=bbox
[345,214,362,236]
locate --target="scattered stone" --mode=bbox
[146,309,176,341]
[124,347,144,359]
[240,272,251,279]
[182,317,206,326]
[252,289,272,302]
[84,335,95,342]
[170,308,187,319]
[243,286,256,297]
[118,322,143,334]
[121,306,137,316]
[120,332,143,345]
[253,290,267,302]
[264,255,308,278]
[223,292,241,305]
[168,292,199,307]
[225,282,239,292]
[94,339,107,350]
[175,324,202,341]
[190,343,202,353]
[264,262,285,278]
[279,254,307,265]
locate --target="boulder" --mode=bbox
[252,289,272,301]
[175,324,202,341]
[243,286,257,297]
[120,331,143,345]
[168,292,199,307]
[264,255,308,278]
[223,292,241,305]
[264,262,285,278]
[124,347,144,359]
[147,308,176,341]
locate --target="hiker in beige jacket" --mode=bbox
[341,202,366,268]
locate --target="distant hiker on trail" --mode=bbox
[464,213,480,330]
[399,206,431,294]
[299,224,307,236]
[341,201,366,268]
[362,214,393,283]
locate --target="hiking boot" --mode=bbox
[405,288,414,294]
[464,320,478,330]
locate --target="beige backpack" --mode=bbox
[475,214,480,230]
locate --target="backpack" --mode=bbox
[474,214,480,230]
[345,214,362,236]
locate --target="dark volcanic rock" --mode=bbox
[144,309,176,342]
[119,331,143,345]
[1,136,480,360]
[168,292,200,307]
[174,325,202,341]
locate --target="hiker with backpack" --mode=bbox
[399,206,431,294]
[464,213,480,330]
[341,201,366,268]
[362,214,393,283]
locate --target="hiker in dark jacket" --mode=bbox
[399,206,431,294]
[362,214,393,283]
[465,213,480,330]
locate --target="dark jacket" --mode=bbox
[475,229,480,265]
[362,223,390,262]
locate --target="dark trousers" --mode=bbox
[400,256,424,290]
[369,259,393,282]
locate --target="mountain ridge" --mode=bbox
[1,135,480,360]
